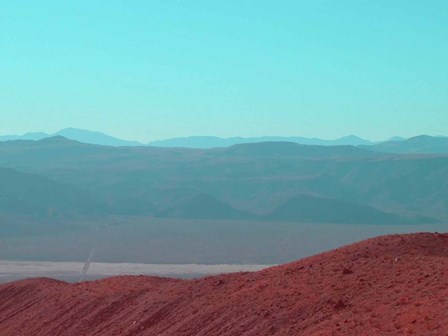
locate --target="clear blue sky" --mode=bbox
[1,1,447,142]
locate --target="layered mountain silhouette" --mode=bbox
[0,128,142,147]
[362,135,448,154]
[3,128,448,154]
[0,138,447,264]
[0,130,375,148]
[0,137,446,223]
[216,141,379,159]
[149,134,374,148]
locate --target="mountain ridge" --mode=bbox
[361,135,448,154]
[0,128,142,147]
[149,134,375,148]
[2,129,448,154]
[0,138,446,222]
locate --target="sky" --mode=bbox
[1,1,447,142]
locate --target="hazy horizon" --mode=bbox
[1,126,447,144]
[2,1,447,142]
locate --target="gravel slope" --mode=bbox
[0,232,447,335]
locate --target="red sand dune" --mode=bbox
[1,233,447,335]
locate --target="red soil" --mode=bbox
[1,233,447,335]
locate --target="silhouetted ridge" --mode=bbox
[55,128,143,146]
[148,135,375,148]
[363,135,448,154]
[38,135,75,143]
[0,128,143,146]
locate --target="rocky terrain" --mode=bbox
[1,233,447,335]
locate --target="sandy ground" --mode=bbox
[1,233,447,335]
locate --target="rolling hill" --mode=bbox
[0,128,142,147]
[1,233,447,335]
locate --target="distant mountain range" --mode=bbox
[149,135,375,148]
[2,128,447,154]
[0,136,446,225]
[0,128,143,147]
[0,128,380,147]
[1,134,447,264]
[361,135,448,154]
[217,141,379,159]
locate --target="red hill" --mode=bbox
[1,233,447,335]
